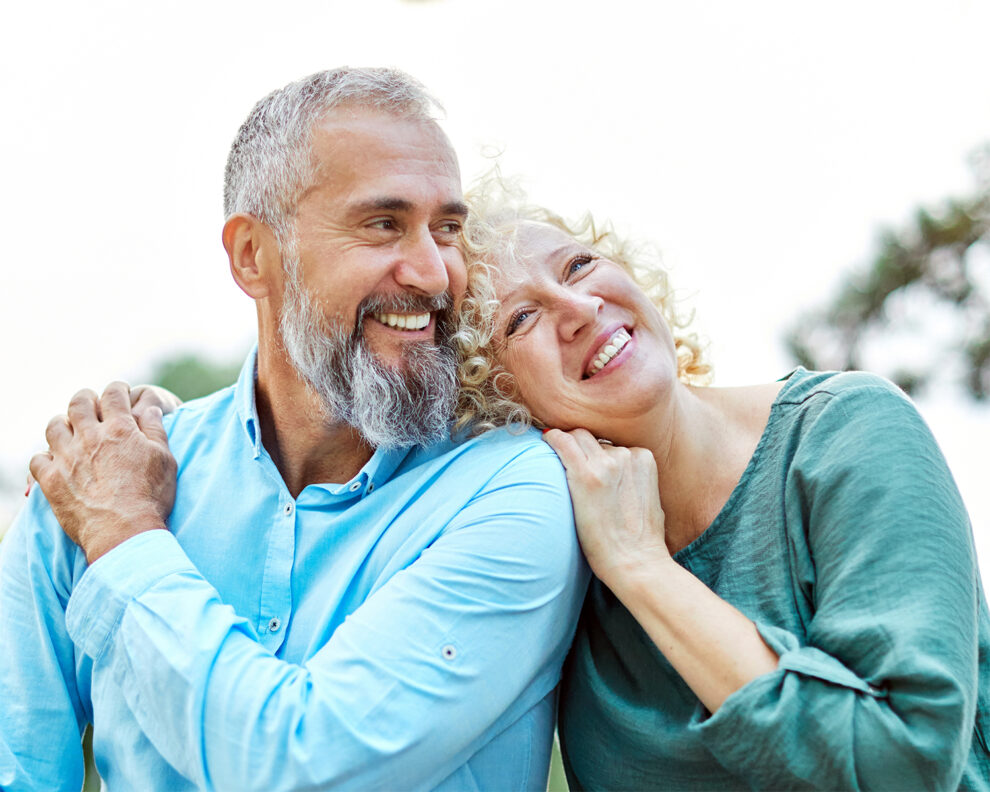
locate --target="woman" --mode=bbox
[453,184,990,790]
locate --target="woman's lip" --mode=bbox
[582,324,633,379]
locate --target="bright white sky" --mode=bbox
[2,0,989,561]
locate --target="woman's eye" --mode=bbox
[506,310,532,337]
[566,254,595,278]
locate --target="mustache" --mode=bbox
[355,291,453,322]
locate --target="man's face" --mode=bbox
[277,109,468,447]
[288,108,468,366]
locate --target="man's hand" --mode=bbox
[29,382,177,564]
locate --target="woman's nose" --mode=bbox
[556,291,604,340]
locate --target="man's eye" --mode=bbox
[369,218,397,230]
[566,254,595,278]
[435,221,462,234]
[506,309,532,337]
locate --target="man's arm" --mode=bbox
[38,384,587,791]
[0,491,90,792]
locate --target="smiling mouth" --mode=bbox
[372,312,432,331]
[585,328,631,378]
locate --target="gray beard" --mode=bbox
[278,262,458,450]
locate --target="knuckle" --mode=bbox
[68,388,98,410]
[45,415,66,437]
[105,380,131,396]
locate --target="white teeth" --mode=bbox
[587,329,631,376]
[373,312,431,331]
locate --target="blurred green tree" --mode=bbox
[150,353,243,401]
[786,145,990,399]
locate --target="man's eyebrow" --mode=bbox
[350,197,414,214]
[347,198,469,217]
[440,201,469,218]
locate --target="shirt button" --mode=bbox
[348,481,361,492]
[268,617,281,633]
[441,644,457,661]
[283,503,294,516]
[367,482,375,493]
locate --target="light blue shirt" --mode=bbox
[0,351,588,791]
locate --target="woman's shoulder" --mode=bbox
[773,367,913,421]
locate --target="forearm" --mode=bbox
[609,556,778,713]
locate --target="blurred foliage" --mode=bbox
[150,353,243,402]
[787,145,990,400]
[549,735,570,791]
[83,725,100,791]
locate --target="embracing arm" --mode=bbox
[543,430,778,714]
[41,411,586,790]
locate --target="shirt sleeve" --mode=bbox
[0,490,88,792]
[65,441,588,792]
[692,380,982,789]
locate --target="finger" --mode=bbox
[543,428,591,471]
[67,389,100,430]
[25,471,35,496]
[135,405,170,446]
[566,428,612,457]
[28,451,53,488]
[100,381,134,423]
[131,384,182,416]
[45,414,73,452]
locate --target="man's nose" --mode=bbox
[394,230,450,296]
[557,291,604,339]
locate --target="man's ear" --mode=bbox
[222,214,283,299]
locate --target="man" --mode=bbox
[0,68,586,791]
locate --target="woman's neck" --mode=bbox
[627,381,783,555]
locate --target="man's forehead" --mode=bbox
[312,108,456,166]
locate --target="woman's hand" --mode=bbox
[542,428,672,588]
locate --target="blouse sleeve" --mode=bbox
[693,377,983,789]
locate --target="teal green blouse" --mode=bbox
[559,369,990,790]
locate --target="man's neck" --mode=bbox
[255,345,375,498]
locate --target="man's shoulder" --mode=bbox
[161,385,242,455]
[406,426,564,483]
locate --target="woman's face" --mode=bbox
[492,222,679,434]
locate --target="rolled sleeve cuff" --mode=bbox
[690,620,886,740]
[66,530,192,661]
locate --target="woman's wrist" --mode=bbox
[594,547,678,601]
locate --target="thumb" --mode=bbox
[136,405,169,445]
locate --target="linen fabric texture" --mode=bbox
[559,368,990,790]
[0,350,589,792]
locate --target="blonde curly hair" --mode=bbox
[452,176,711,435]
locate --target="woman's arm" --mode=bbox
[548,378,982,788]
[543,429,778,713]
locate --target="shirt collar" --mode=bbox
[234,346,264,458]
[232,345,412,493]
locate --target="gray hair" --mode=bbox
[223,67,443,244]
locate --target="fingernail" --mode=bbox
[24,483,31,497]
[542,428,551,434]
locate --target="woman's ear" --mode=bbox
[222,214,283,299]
